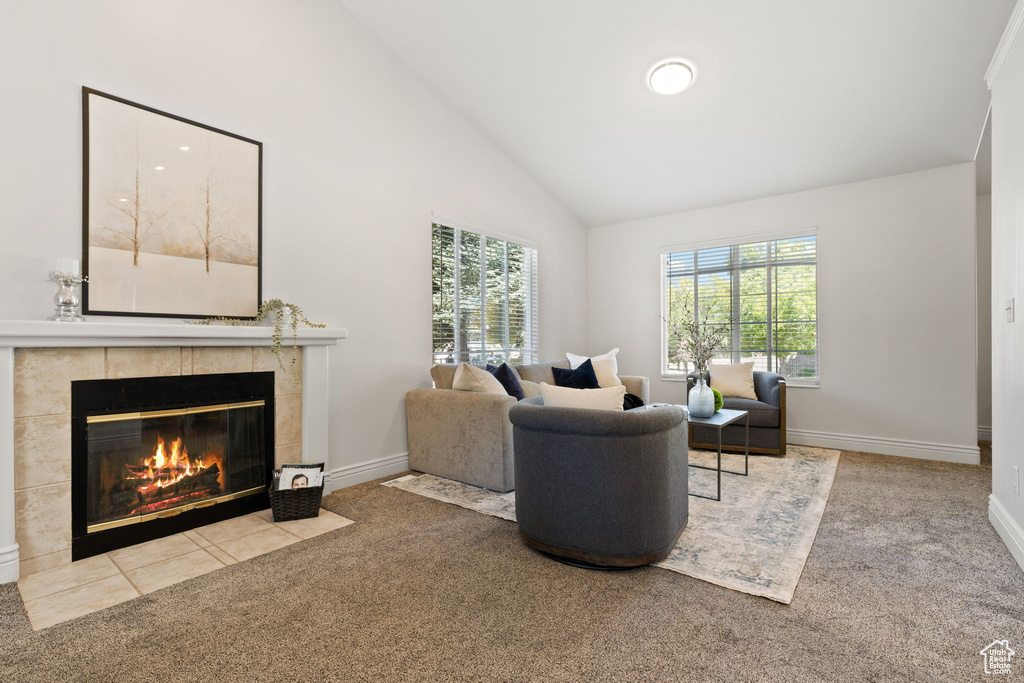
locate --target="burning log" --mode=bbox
[136,463,222,505]
[126,462,220,481]
[120,436,225,515]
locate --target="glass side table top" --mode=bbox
[686,408,748,428]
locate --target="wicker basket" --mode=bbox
[268,463,325,522]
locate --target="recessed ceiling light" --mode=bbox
[179,146,190,151]
[119,198,128,202]
[154,166,165,170]
[648,60,694,95]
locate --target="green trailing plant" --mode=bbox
[190,299,325,369]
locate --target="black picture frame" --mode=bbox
[82,87,262,318]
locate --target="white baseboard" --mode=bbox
[788,428,981,465]
[0,542,19,584]
[989,494,1024,575]
[325,452,409,493]
[979,425,993,442]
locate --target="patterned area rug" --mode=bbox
[383,445,840,604]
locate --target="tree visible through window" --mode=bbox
[432,223,538,365]
[663,233,817,384]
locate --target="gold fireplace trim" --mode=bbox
[86,400,266,424]
[86,486,265,534]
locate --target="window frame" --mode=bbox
[660,228,819,387]
[431,215,539,367]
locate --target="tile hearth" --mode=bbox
[17,509,353,630]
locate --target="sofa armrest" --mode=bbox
[405,388,517,492]
[620,376,649,404]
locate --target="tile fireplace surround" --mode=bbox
[0,320,348,584]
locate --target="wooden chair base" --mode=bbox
[519,529,681,568]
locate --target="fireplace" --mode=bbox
[71,372,275,560]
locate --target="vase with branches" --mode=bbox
[191,299,325,369]
[669,293,729,417]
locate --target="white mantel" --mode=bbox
[0,320,347,348]
[0,320,348,583]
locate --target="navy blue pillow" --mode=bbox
[485,363,526,401]
[551,359,600,389]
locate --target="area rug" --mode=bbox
[383,445,840,604]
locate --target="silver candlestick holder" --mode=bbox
[47,270,87,322]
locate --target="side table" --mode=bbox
[687,408,749,502]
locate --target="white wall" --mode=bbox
[988,5,1024,571]
[0,0,589,486]
[589,163,979,463]
[978,193,993,440]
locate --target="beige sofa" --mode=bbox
[405,360,650,492]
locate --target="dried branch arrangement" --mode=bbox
[669,293,729,379]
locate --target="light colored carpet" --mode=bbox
[2,447,1023,681]
[383,445,840,603]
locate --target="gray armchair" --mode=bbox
[686,371,787,455]
[406,365,517,492]
[508,397,688,568]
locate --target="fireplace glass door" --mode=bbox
[86,401,266,533]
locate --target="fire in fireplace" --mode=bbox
[72,372,275,559]
[131,435,223,514]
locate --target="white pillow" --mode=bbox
[539,382,625,411]
[453,363,507,395]
[709,362,757,400]
[565,348,622,388]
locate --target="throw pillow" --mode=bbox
[539,382,626,411]
[519,380,543,398]
[429,364,458,390]
[551,358,600,389]
[565,348,622,388]
[708,362,757,400]
[485,363,526,400]
[623,393,645,411]
[453,363,507,395]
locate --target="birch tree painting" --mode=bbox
[84,88,261,318]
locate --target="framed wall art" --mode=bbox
[82,87,262,318]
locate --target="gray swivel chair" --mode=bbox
[508,398,688,568]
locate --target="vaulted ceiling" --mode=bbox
[340,0,1013,226]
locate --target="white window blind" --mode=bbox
[432,223,538,366]
[663,233,818,385]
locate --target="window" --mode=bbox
[662,231,818,385]
[432,222,538,366]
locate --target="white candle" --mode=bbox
[56,258,80,276]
